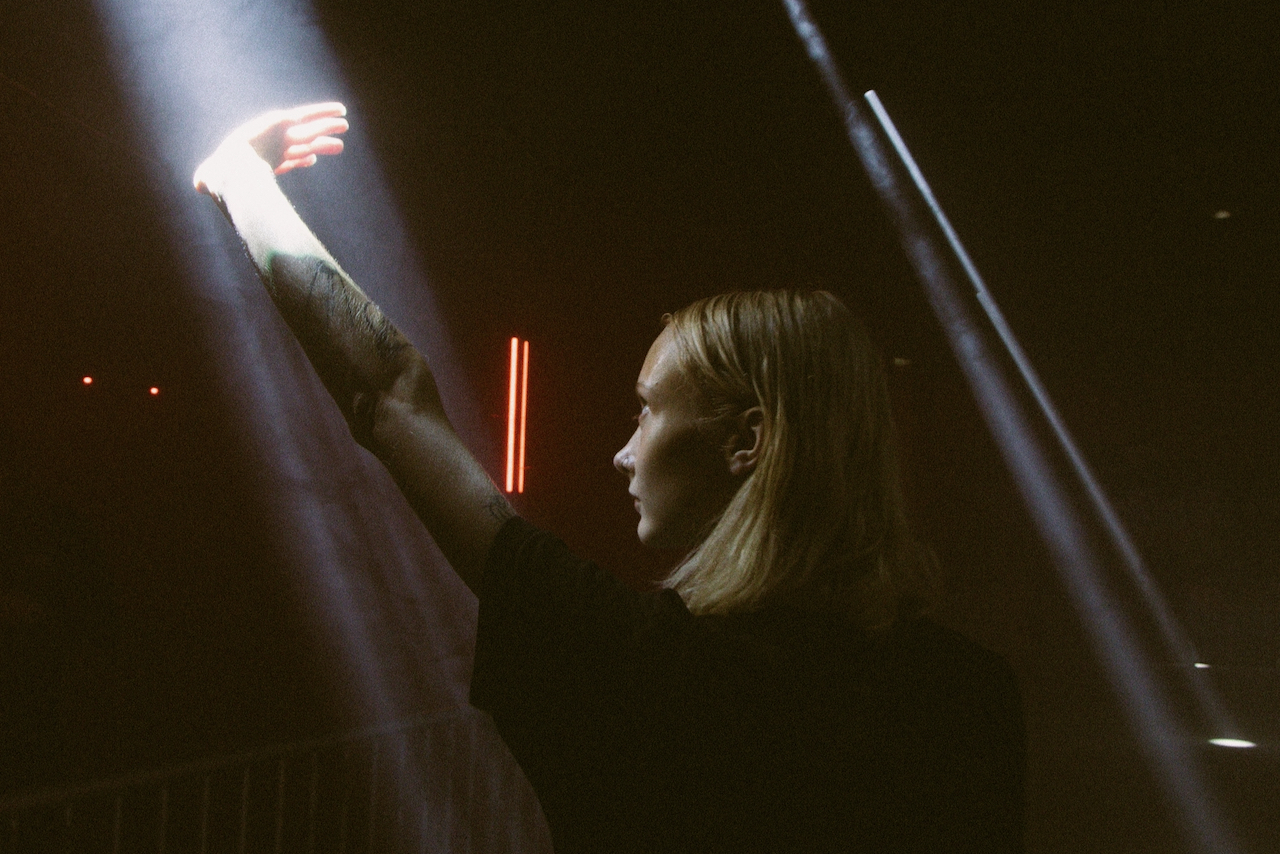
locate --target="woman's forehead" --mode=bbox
[637,326,707,411]
[638,326,679,385]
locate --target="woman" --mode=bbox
[196,104,1024,853]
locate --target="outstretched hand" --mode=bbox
[194,102,349,197]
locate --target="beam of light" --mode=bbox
[519,339,529,494]
[867,88,1252,745]
[90,0,510,835]
[863,89,1240,740]
[506,337,519,493]
[780,2,1243,852]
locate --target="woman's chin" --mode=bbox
[636,519,666,549]
[637,521,693,552]
[636,519,656,546]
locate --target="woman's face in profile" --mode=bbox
[613,326,738,549]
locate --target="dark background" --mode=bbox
[1,0,1276,851]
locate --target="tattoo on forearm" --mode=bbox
[304,261,409,364]
[264,254,417,439]
[270,254,409,382]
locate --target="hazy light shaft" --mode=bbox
[863,90,1238,740]
[91,0,495,832]
[781,1,1242,851]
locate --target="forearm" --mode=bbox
[214,154,423,438]
[208,148,509,592]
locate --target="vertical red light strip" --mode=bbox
[505,337,518,493]
[518,340,529,493]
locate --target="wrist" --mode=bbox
[198,142,275,202]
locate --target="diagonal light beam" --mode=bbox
[781,1,1244,852]
[89,0,498,831]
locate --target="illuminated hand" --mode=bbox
[193,102,349,197]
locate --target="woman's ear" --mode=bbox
[726,407,764,477]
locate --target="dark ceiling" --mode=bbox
[1,0,1276,850]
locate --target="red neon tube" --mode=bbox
[518,339,529,493]
[505,337,518,493]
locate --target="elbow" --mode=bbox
[358,354,447,452]
[348,386,407,456]
[347,388,382,450]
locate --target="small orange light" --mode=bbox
[149,387,160,396]
[82,376,93,385]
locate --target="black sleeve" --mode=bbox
[470,516,690,717]
[469,518,694,850]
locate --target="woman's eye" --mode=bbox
[634,405,649,423]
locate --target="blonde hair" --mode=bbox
[661,291,936,629]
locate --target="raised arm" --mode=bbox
[194,103,510,595]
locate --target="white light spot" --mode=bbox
[892,357,911,368]
[1193,662,1210,669]
[1208,738,1255,749]
[1213,210,1231,220]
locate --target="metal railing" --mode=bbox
[0,711,550,853]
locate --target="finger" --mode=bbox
[285,117,349,144]
[281,136,344,162]
[274,154,319,175]
[284,102,347,124]
[307,136,345,156]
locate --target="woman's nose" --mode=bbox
[614,431,636,475]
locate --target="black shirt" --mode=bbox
[472,518,1025,853]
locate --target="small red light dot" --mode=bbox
[82,376,93,385]
[149,387,160,396]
